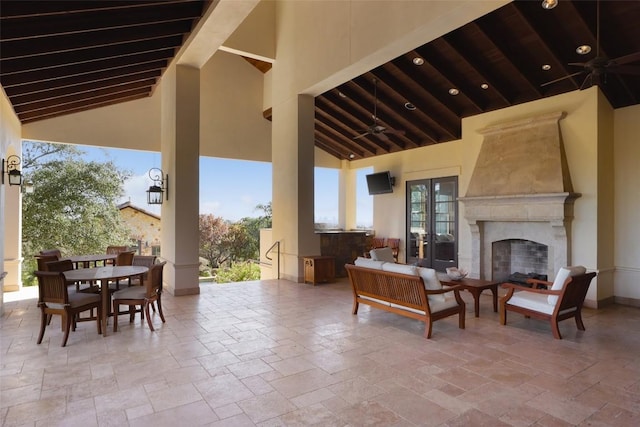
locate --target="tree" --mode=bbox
[199,214,230,268]
[21,142,132,283]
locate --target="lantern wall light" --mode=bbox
[146,168,168,205]
[2,155,23,186]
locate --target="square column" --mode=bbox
[160,64,201,295]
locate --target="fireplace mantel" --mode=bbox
[461,112,580,280]
[460,192,581,224]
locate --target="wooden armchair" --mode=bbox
[112,261,167,332]
[34,271,102,347]
[500,266,596,339]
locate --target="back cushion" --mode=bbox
[548,265,587,305]
[381,262,417,276]
[417,267,445,303]
[354,257,386,270]
[370,247,396,263]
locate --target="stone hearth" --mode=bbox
[460,111,580,280]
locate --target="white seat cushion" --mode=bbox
[354,257,386,270]
[417,267,446,304]
[548,265,586,305]
[429,297,461,314]
[510,292,555,314]
[370,247,396,262]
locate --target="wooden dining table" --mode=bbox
[64,265,148,336]
[65,253,118,268]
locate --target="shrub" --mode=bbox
[215,261,260,283]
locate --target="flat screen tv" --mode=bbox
[366,171,395,195]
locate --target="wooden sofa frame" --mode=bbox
[345,264,465,338]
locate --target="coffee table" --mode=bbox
[440,277,500,317]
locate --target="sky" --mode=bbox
[76,145,373,226]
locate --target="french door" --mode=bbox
[406,176,458,272]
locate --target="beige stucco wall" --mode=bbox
[1,88,23,313]
[613,104,640,304]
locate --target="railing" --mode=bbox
[262,240,280,279]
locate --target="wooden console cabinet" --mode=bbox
[303,256,335,285]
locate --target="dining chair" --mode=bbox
[40,248,62,259]
[46,259,99,293]
[34,271,102,347]
[112,261,167,332]
[105,245,128,265]
[129,255,157,286]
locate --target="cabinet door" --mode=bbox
[406,176,458,272]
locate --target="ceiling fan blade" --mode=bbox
[353,132,370,140]
[568,62,587,67]
[580,73,594,90]
[541,71,585,87]
[376,132,390,141]
[610,65,640,75]
[609,51,640,66]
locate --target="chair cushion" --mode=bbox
[112,286,146,300]
[370,247,396,263]
[68,291,101,308]
[381,262,417,276]
[417,267,445,304]
[548,266,587,305]
[354,257,386,270]
[510,292,555,314]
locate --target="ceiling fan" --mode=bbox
[353,78,405,141]
[541,0,640,90]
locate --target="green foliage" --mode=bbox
[214,261,260,283]
[21,142,132,285]
[199,202,271,269]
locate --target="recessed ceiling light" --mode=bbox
[338,91,347,98]
[348,153,355,159]
[412,57,425,66]
[542,64,552,71]
[404,102,416,110]
[576,45,591,55]
[480,83,489,90]
[449,88,459,96]
[541,0,558,10]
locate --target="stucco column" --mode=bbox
[340,161,358,231]
[271,94,319,282]
[2,182,22,293]
[160,64,200,295]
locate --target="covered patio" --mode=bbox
[2,280,639,426]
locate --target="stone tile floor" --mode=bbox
[1,278,640,426]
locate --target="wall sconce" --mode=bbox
[2,155,23,186]
[541,0,558,10]
[146,168,168,205]
[22,180,35,194]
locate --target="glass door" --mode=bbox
[406,176,458,271]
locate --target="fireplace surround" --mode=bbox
[460,111,580,280]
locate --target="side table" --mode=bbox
[440,277,500,317]
[303,256,335,285]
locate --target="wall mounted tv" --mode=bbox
[366,171,395,195]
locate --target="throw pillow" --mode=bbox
[417,267,446,303]
[370,247,395,263]
[548,265,587,305]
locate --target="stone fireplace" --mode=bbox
[459,111,580,281]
